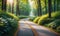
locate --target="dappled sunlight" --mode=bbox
[7,0,13,4]
[7,0,14,13]
[29,10,35,17]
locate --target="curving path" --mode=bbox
[17,18,60,36]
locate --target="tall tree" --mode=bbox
[12,1,14,13]
[54,0,57,12]
[37,0,42,16]
[16,0,20,16]
[48,0,52,18]
[2,0,7,11]
[45,0,47,14]
[57,0,60,11]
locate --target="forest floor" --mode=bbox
[17,18,60,36]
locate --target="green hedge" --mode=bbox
[0,11,19,36]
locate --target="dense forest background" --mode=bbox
[0,0,60,17]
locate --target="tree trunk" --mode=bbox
[54,0,57,12]
[16,0,20,16]
[2,0,6,11]
[45,0,47,14]
[37,0,42,16]
[48,0,52,18]
[57,0,60,11]
[12,1,14,13]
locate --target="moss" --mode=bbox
[33,17,40,23]
[38,14,49,25]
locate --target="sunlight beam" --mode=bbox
[7,0,13,4]
[28,0,35,17]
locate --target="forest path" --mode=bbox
[17,18,59,36]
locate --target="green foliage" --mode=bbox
[38,14,49,25]
[47,19,60,33]
[34,11,60,25]
[0,11,19,36]
[47,19,60,29]
[33,17,40,23]
[0,12,19,21]
[52,11,60,19]
[33,11,60,33]
[0,0,2,10]
[19,16,28,19]
[19,0,31,16]
[29,17,36,21]
[56,26,60,33]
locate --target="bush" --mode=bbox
[29,17,36,21]
[37,12,60,25]
[33,11,60,33]
[0,11,19,36]
[38,14,50,25]
[47,19,60,33]
[52,11,60,19]
[56,26,60,33]
[48,19,60,29]
[0,12,19,21]
[33,17,40,23]
[19,16,28,19]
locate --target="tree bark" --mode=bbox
[54,0,57,12]
[37,0,42,16]
[45,0,47,14]
[2,0,7,11]
[48,0,52,18]
[57,0,60,11]
[16,0,20,16]
[12,1,14,13]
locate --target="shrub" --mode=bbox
[29,17,36,21]
[47,19,60,33]
[0,11,19,36]
[33,17,40,23]
[33,11,60,33]
[56,26,60,33]
[0,12,19,21]
[38,14,49,25]
[52,11,60,19]
[48,19,60,29]
[19,16,28,19]
[37,11,60,25]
